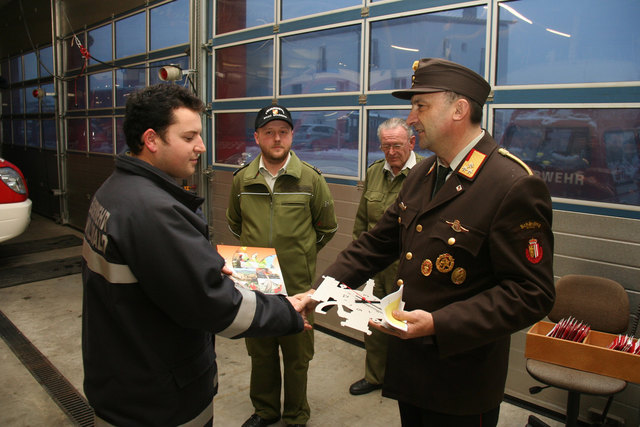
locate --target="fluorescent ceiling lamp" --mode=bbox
[546,28,571,38]
[391,44,419,52]
[499,3,533,24]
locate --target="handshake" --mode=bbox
[286,290,317,331]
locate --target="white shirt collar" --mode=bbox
[383,151,417,178]
[259,152,291,191]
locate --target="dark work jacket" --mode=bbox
[82,154,303,426]
[319,133,555,415]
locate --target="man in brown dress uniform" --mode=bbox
[297,58,555,427]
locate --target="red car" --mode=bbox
[0,158,32,243]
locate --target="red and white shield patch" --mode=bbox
[526,238,543,264]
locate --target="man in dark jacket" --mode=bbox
[297,58,555,427]
[81,84,304,427]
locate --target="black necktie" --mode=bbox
[432,165,450,197]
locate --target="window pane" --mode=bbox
[496,0,640,85]
[369,6,487,91]
[214,112,258,165]
[281,25,361,95]
[366,109,433,166]
[66,34,86,71]
[116,12,146,59]
[215,41,273,99]
[150,0,189,51]
[43,119,57,150]
[68,76,86,110]
[39,46,54,78]
[2,119,11,144]
[11,88,23,113]
[67,118,87,151]
[291,109,359,176]
[89,117,113,154]
[116,117,126,154]
[25,85,39,113]
[116,68,145,106]
[494,108,640,207]
[149,56,189,86]
[14,120,26,146]
[41,83,55,113]
[1,59,9,83]
[10,56,22,82]
[89,71,113,109]
[88,24,112,65]
[26,120,40,148]
[215,0,273,35]
[23,52,38,81]
[281,0,360,20]
[1,89,9,115]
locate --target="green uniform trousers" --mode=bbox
[364,260,399,385]
[245,328,314,424]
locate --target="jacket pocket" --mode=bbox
[433,218,486,258]
[364,190,387,223]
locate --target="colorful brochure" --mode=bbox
[217,245,287,295]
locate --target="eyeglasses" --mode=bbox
[380,143,405,152]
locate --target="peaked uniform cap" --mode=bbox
[391,58,491,106]
[255,104,293,130]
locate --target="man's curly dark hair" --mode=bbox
[123,84,204,154]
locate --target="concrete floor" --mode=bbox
[0,214,564,427]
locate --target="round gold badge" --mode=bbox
[451,267,467,285]
[421,259,433,276]
[435,253,455,273]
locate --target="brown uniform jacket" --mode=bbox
[319,132,555,415]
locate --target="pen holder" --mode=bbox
[525,321,640,383]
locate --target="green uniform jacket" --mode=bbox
[353,154,424,291]
[227,151,338,295]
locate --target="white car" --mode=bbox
[0,158,32,243]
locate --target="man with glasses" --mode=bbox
[348,117,424,396]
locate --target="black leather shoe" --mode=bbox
[241,414,280,427]
[349,378,382,395]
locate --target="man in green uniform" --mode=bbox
[349,117,424,395]
[227,104,338,427]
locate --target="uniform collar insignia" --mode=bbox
[457,149,487,180]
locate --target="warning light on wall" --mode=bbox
[158,65,183,81]
[32,88,45,98]
[32,88,55,99]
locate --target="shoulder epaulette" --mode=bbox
[232,162,251,176]
[367,158,385,169]
[302,161,323,175]
[498,148,533,175]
